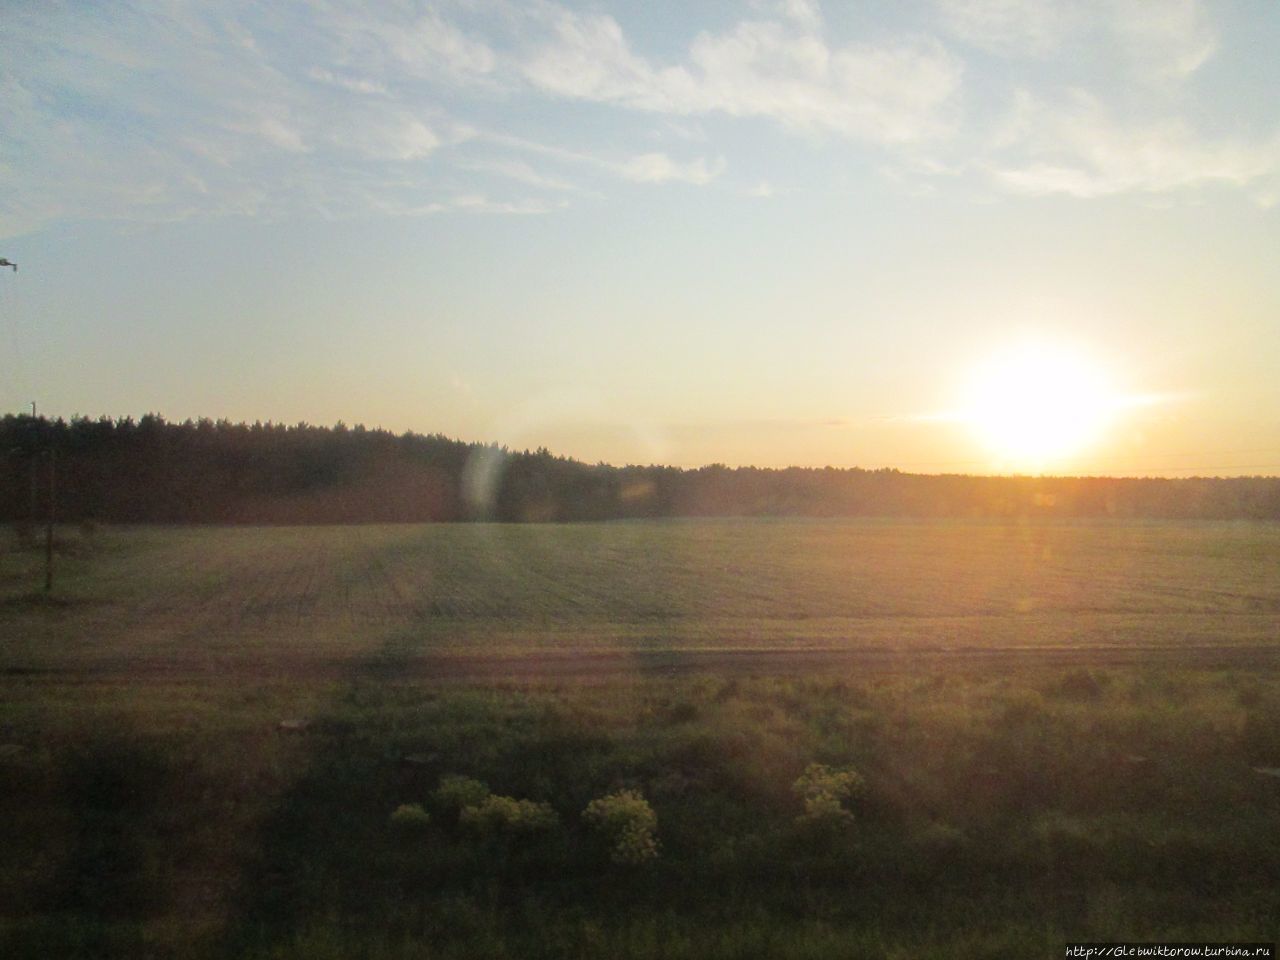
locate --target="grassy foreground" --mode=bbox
[1,520,1278,958]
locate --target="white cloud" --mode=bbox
[986,91,1280,198]
[0,3,511,236]
[346,112,441,161]
[907,2,1266,203]
[400,11,496,77]
[251,116,310,153]
[751,0,824,33]
[520,12,662,106]
[2,0,1271,236]
[457,157,581,193]
[413,194,564,216]
[521,7,963,144]
[480,131,723,189]
[935,0,1077,56]
[780,0,824,33]
[316,4,498,86]
[619,153,725,185]
[1108,0,1215,79]
[652,118,709,142]
[936,0,1216,79]
[307,67,387,96]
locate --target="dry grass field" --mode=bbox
[1,520,1278,958]
[3,519,1279,672]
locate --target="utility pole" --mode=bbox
[29,404,37,531]
[28,449,37,535]
[2,260,47,590]
[44,449,55,593]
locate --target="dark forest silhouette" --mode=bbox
[3,414,1279,524]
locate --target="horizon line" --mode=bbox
[6,410,1279,482]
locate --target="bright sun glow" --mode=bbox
[963,342,1117,471]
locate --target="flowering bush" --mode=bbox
[459,795,559,836]
[791,763,864,826]
[583,790,660,864]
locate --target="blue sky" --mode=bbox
[2,0,1278,474]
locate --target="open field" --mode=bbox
[2,520,1279,958]
[3,519,1280,671]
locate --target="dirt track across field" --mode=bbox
[9,642,1280,684]
[400,642,1280,679]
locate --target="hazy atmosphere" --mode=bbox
[4,0,1279,474]
[5,4,1280,959]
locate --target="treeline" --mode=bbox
[2,414,1279,524]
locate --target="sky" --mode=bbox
[2,0,1279,476]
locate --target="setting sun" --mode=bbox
[962,342,1117,471]
[5,2,1280,955]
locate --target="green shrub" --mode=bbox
[583,790,660,864]
[433,774,490,814]
[792,762,864,826]
[459,795,559,836]
[389,803,431,829]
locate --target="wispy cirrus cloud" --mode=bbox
[409,194,566,216]
[935,0,1073,57]
[461,148,722,191]
[520,6,963,144]
[984,90,1280,199]
[0,2,537,237]
[477,130,724,190]
[935,0,1216,79]
[455,158,585,195]
[909,0,1277,203]
[0,0,748,238]
[618,153,725,185]
[310,2,500,87]
[307,67,388,97]
[2,0,1277,239]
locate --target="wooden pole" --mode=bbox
[28,404,38,540]
[44,448,54,593]
[29,454,37,534]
